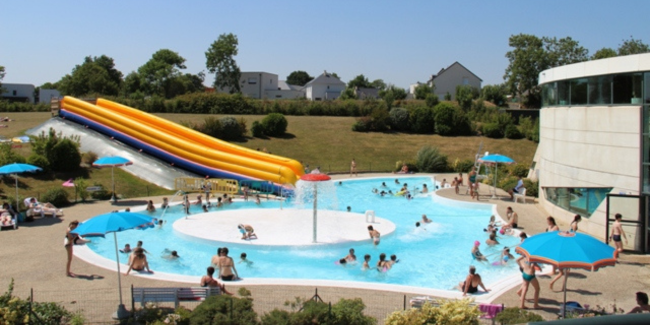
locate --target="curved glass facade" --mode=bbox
[541,72,647,107]
[544,187,612,217]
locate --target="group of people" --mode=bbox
[337,248,399,272]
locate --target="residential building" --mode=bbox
[354,87,379,99]
[532,52,650,253]
[426,62,482,100]
[1,83,35,103]
[217,72,304,99]
[304,71,346,101]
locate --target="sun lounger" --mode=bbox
[0,213,17,231]
[24,197,63,218]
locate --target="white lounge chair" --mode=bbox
[0,212,17,230]
[24,197,63,218]
[513,188,527,203]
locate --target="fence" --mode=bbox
[13,285,500,324]
[174,178,239,195]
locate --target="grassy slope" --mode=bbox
[0,112,537,202]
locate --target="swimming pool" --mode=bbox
[82,176,521,291]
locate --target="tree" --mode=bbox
[414,83,434,100]
[504,34,549,108]
[137,49,189,98]
[481,84,508,107]
[591,47,617,60]
[206,33,241,93]
[0,65,5,91]
[286,70,313,86]
[544,36,588,67]
[339,88,357,100]
[57,55,123,96]
[618,36,650,56]
[379,85,407,100]
[370,79,386,91]
[455,85,477,111]
[347,74,371,89]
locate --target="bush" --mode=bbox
[394,160,419,173]
[81,151,98,166]
[453,158,475,173]
[524,179,539,198]
[482,122,504,138]
[416,146,449,173]
[505,124,524,139]
[201,117,223,138]
[0,143,25,166]
[385,299,481,325]
[250,121,264,137]
[369,107,390,132]
[433,102,456,135]
[510,164,530,178]
[27,154,50,172]
[262,297,374,325]
[352,117,371,132]
[41,188,70,207]
[389,107,410,131]
[262,113,288,136]
[48,138,81,172]
[74,178,90,202]
[189,295,258,325]
[425,94,439,108]
[495,307,544,324]
[0,279,73,324]
[237,117,248,137]
[220,116,243,140]
[409,106,435,134]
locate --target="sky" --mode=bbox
[2,0,649,90]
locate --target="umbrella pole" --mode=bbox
[111,166,117,204]
[491,165,498,199]
[14,175,19,209]
[112,232,128,319]
[562,269,569,318]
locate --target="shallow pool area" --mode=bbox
[77,176,523,296]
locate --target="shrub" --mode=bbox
[0,143,25,166]
[482,122,504,138]
[505,124,524,139]
[41,188,70,207]
[81,151,98,166]
[250,121,265,137]
[74,178,90,202]
[433,102,456,135]
[385,299,480,325]
[389,107,410,131]
[189,295,258,325]
[201,117,223,138]
[510,164,530,178]
[425,94,439,108]
[91,183,113,200]
[453,158,475,173]
[524,179,539,198]
[369,107,390,132]
[237,117,248,136]
[352,117,371,132]
[409,106,435,134]
[49,138,81,172]
[495,307,544,324]
[220,116,243,140]
[263,297,374,325]
[416,146,449,173]
[0,279,73,324]
[27,154,50,172]
[262,113,288,136]
[395,160,419,173]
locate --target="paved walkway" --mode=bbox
[0,172,648,323]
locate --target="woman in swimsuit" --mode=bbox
[516,256,540,309]
[471,241,487,262]
[200,267,233,295]
[546,216,559,232]
[126,247,153,275]
[146,200,156,213]
[376,253,389,271]
[65,220,80,277]
[469,167,478,200]
[570,214,581,232]
[459,265,490,296]
[217,247,239,281]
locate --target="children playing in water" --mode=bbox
[344,248,356,262]
[421,214,432,223]
[362,254,371,270]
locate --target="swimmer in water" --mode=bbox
[471,241,488,262]
[422,214,432,223]
[368,225,381,245]
[362,254,371,270]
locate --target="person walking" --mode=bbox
[350,158,357,177]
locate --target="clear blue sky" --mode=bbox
[1,0,648,90]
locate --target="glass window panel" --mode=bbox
[613,73,634,104]
[544,187,612,216]
[644,164,650,194]
[588,75,612,105]
[645,106,650,134]
[570,78,588,105]
[558,80,569,105]
[632,73,643,104]
[541,83,557,107]
[645,72,650,104]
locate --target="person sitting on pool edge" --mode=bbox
[458,265,490,296]
[471,241,488,262]
[126,247,153,275]
[200,266,233,295]
[368,225,380,245]
[628,292,650,314]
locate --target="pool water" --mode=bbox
[86,176,520,290]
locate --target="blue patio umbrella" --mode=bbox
[93,156,133,203]
[0,163,42,208]
[73,212,155,319]
[478,154,515,199]
[516,231,617,318]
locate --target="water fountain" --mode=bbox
[295,171,336,243]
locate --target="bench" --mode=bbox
[131,286,221,308]
[86,186,104,192]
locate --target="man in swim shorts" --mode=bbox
[367,225,380,245]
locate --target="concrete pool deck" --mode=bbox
[0,172,648,322]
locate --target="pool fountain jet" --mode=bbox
[297,171,333,243]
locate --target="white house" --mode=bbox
[304,71,346,101]
[219,72,304,99]
[425,62,482,100]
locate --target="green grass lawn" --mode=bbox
[0,112,538,204]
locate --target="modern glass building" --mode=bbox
[533,53,650,253]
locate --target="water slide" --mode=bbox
[59,96,304,191]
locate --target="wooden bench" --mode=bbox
[131,286,221,308]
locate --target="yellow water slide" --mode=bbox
[60,96,303,185]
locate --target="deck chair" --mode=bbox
[513,188,527,203]
[25,197,63,218]
[0,212,17,230]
